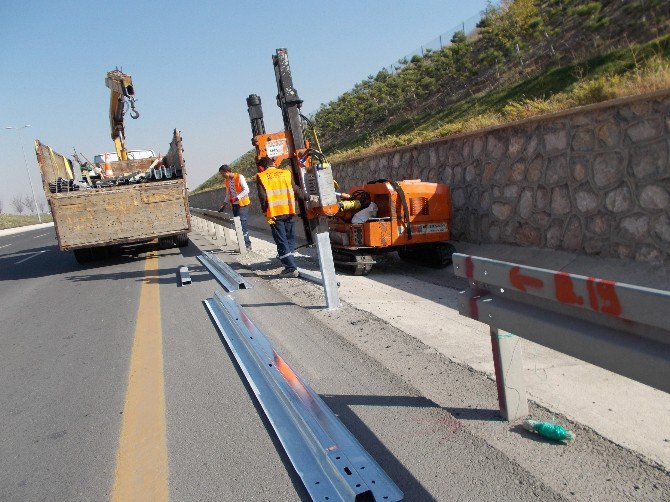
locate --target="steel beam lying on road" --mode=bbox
[179,266,191,285]
[453,253,670,419]
[198,252,251,292]
[204,292,403,502]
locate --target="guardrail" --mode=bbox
[205,291,403,501]
[190,207,247,255]
[198,251,251,292]
[453,253,670,421]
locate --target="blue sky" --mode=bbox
[0,0,489,209]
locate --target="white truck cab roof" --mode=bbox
[93,150,156,164]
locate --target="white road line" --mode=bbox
[0,243,11,250]
[33,233,50,239]
[15,250,48,264]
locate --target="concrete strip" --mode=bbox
[0,222,54,238]
[111,252,168,501]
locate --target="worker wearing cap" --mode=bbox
[219,164,252,250]
[256,156,306,277]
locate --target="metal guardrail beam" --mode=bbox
[198,252,251,292]
[205,292,403,502]
[190,207,247,255]
[179,266,191,285]
[453,253,670,419]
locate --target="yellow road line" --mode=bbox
[111,252,168,501]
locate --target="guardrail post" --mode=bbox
[490,327,528,421]
[233,216,247,255]
[215,224,227,245]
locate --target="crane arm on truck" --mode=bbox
[105,69,140,161]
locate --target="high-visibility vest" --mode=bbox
[257,168,296,218]
[225,173,251,207]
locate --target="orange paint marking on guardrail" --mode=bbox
[510,266,544,292]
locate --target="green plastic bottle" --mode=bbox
[523,419,576,442]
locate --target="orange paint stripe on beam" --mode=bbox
[111,252,168,502]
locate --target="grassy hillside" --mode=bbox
[327,34,670,162]
[193,150,257,194]
[0,213,53,230]
[315,0,669,152]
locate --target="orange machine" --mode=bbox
[329,179,454,275]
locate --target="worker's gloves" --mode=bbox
[308,195,320,204]
[267,216,276,225]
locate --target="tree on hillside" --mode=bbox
[11,194,25,213]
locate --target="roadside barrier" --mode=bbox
[198,251,251,292]
[190,207,247,255]
[453,253,670,421]
[205,291,403,502]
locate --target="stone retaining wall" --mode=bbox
[332,90,670,265]
[188,188,225,212]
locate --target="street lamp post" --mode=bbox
[4,124,42,223]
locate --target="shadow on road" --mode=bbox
[321,393,438,501]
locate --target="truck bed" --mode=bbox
[35,129,190,251]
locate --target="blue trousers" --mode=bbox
[232,204,251,248]
[270,215,297,270]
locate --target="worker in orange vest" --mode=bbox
[219,164,252,250]
[256,156,307,277]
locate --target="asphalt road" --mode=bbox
[0,226,667,501]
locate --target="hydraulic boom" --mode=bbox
[105,69,140,161]
[247,48,340,309]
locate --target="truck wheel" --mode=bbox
[174,233,189,247]
[73,248,93,264]
[158,236,176,249]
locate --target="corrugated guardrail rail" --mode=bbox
[190,207,247,255]
[453,253,670,420]
[198,251,251,292]
[205,291,404,502]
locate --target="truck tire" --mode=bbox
[73,248,93,264]
[174,233,189,247]
[73,246,110,263]
[158,236,176,249]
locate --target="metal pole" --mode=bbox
[5,125,41,222]
[19,138,42,223]
[233,216,247,255]
[490,327,528,421]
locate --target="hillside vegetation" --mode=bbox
[194,0,669,193]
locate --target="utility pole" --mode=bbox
[4,124,42,223]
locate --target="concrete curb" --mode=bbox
[0,222,54,238]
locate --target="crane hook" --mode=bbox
[129,98,140,119]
